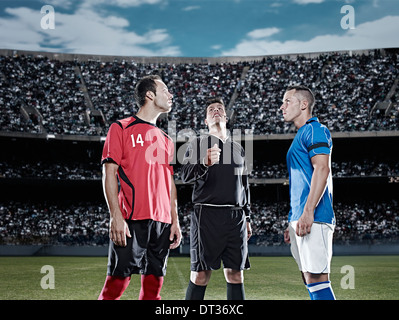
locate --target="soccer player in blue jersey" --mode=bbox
[281,85,336,300]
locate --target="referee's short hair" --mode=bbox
[204,97,225,118]
[134,74,162,108]
[286,85,316,113]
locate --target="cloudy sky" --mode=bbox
[0,0,398,57]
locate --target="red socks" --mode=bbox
[98,275,131,300]
[98,274,164,300]
[139,274,164,300]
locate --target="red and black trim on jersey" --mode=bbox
[117,166,135,220]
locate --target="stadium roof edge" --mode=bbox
[1,47,398,64]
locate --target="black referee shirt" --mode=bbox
[181,134,251,219]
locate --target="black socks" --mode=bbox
[185,280,245,300]
[227,282,245,300]
[185,280,207,300]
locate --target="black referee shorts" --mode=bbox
[107,219,171,277]
[190,204,250,272]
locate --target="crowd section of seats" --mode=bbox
[1,49,398,136]
[1,200,397,246]
[232,52,399,134]
[1,159,398,181]
[1,56,92,135]
[1,49,398,247]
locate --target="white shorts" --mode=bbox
[288,221,334,274]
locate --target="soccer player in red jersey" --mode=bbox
[98,75,181,300]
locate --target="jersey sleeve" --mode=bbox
[101,122,123,166]
[180,137,208,183]
[305,124,332,158]
[167,138,174,175]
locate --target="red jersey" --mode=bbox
[101,116,174,224]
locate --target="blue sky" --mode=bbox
[0,0,398,57]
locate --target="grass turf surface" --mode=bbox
[0,255,398,300]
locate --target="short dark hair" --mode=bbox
[204,97,225,118]
[134,75,162,108]
[286,85,315,113]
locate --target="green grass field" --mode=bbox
[0,255,398,300]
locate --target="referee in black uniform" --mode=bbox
[182,97,252,300]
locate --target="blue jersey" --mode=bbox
[286,117,335,225]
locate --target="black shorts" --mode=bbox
[190,204,250,272]
[107,219,171,277]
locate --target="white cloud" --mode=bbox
[82,0,164,8]
[293,0,325,4]
[40,0,74,10]
[110,0,164,7]
[221,15,399,56]
[211,44,222,50]
[0,8,43,52]
[103,15,130,28]
[247,28,281,39]
[182,6,201,12]
[0,5,180,56]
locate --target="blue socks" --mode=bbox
[306,281,336,300]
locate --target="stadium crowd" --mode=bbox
[0,201,109,246]
[0,49,398,250]
[1,49,398,136]
[0,55,95,135]
[232,52,399,134]
[1,159,398,181]
[0,160,101,181]
[1,199,398,246]
[79,59,243,134]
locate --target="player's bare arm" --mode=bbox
[102,162,131,247]
[169,178,182,249]
[296,154,330,237]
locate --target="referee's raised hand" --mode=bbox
[205,143,221,166]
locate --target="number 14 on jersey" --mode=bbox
[131,133,144,147]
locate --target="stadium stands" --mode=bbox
[0,48,398,249]
[1,199,398,246]
[1,159,398,181]
[1,49,398,136]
